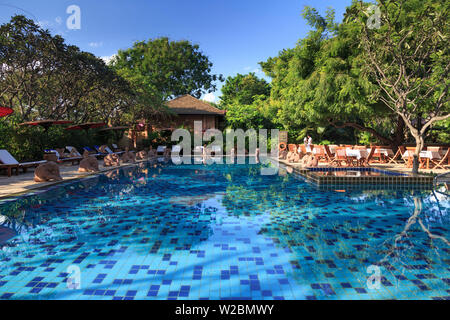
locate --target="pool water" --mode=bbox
[0,161,449,300]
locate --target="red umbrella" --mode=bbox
[66,122,107,132]
[0,106,14,118]
[19,119,74,150]
[20,120,73,131]
[98,126,129,132]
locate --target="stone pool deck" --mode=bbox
[0,160,151,199]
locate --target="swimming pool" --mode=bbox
[0,161,448,300]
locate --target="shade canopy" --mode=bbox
[66,122,107,131]
[20,120,73,131]
[0,106,13,118]
[99,126,129,132]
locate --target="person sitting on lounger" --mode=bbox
[55,148,68,159]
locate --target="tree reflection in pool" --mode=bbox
[0,162,448,300]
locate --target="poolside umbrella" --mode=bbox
[66,122,107,133]
[19,120,73,150]
[0,106,13,118]
[99,126,129,132]
[20,120,73,132]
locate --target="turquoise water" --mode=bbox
[0,161,448,300]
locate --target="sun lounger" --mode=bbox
[324,145,334,163]
[45,149,82,165]
[0,149,47,176]
[83,147,103,158]
[65,146,82,157]
[156,146,167,156]
[111,144,123,152]
[312,145,327,162]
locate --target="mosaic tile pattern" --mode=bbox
[0,162,449,300]
[298,167,434,188]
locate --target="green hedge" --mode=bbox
[0,118,118,162]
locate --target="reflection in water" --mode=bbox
[0,162,448,300]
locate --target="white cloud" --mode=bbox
[37,20,51,28]
[252,68,263,74]
[89,41,103,48]
[100,54,117,65]
[203,93,216,103]
[55,16,62,25]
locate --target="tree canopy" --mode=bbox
[0,15,141,124]
[218,73,272,130]
[112,37,224,100]
[251,0,449,152]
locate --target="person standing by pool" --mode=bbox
[305,135,312,153]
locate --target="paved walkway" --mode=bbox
[0,161,147,199]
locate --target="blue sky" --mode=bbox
[0,0,353,101]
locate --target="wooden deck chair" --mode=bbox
[313,145,327,162]
[287,144,297,152]
[369,145,382,163]
[331,147,350,167]
[403,147,416,168]
[363,147,376,166]
[324,145,335,164]
[389,146,406,164]
[430,149,450,170]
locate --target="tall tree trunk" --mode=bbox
[412,134,424,174]
[391,115,405,151]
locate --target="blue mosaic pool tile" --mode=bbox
[0,162,448,300]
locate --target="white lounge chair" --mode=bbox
[211,145,222,156]
[44,149,82,164]
[171,145,182,154]
[66,146,82,157]
[0,149,47,177]
[156,146,167,156]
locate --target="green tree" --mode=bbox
[260,6,405,146]
[220,73,273,130]
[220,73,271,106]
[0,15,138,124]
[112,37,223,100]
[354,0,449,173]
